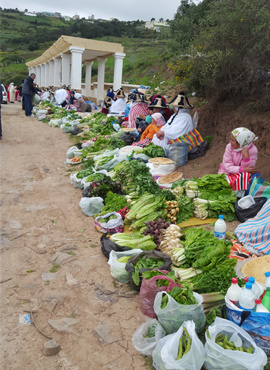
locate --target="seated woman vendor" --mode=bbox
[218,127,258,175]
[140,113,165,141]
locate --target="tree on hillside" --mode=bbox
[28,41,40,51]
[151,18,155,22]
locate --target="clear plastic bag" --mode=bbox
[70,173,87,190]
[79,197,104,216]
[152,321,205,370]
[108,249,142,283]
[139,275,182,318]
[66,146,81,159]
[204,317,267,370]
[81,169,109,190]
[94,212,124,234]
[132,319,166,356]
[154,291,205,334]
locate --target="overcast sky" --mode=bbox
[1,0,199,21]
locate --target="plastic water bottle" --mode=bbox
[262,287,270,312]
[265,272,270,289]
[248,277,261,299]
[227,278,242,306]
[214,215,226,240]
[239,283,255,311]
[255,298,269,313]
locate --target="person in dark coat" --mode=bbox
[22,73,36,116]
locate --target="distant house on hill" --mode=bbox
[145,20,169,29]
[42,11,54,17]
[54,12,61,18]
[24,11,37,17]
[73,14,80,20]
[88,15,95,20]
[63,16,71,21]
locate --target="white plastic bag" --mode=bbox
[36,109,47,120]
[79,197,104,216]
[70,173,89,190]
[152,321,205,370]
[94,212,124,234]
[204,317,267,370]
[66,146,82,159]
[108,249,142,283]
[146,162,176,176]
[154,291,205,334]
[132,319,166,356]
[82,169,109,190]
[95,152,128,171]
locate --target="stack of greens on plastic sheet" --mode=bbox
[110,160,175,201]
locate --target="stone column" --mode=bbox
[48,60,54,87]
[28,67,31,75]
[41,64,45,87]
[35,65,41,86]
[70,46,85,90]
[97,57,107,105]
[84,61,93,97]
[113,52,126,91]
[53,57,61,88]
[44,62,50,87]
[61,53,71,86]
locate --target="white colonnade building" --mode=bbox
[26,35,125,105]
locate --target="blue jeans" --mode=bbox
[24,94,33,116]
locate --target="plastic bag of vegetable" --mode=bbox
[132,319,166,356]
[100,234,131,259]
[204,317,267,370]
[154,290,205,334]
[108,249,142,283]
[66,146,82,159]
[79,197,104,217]
[81,170,109,190]
[152,321,205,370]
[139,274,182,318]
[125,251,172,291]
[94,212,124,234]
[70,168,95,190]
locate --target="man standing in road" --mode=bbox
[22,73,36,117]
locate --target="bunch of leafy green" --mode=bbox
[98,214,118,223]
[81,157,95,170]
[205,305,224,327]
[143,143,165,158]
[185,259,243,295]
[160,286,197,309]
[76,168,95,179]
[142,270,181,287]
[95,155,114,168]
[107,136,126,150]
[144,324,157,338]
[196,174,231,191]
[176,195,194,223]
[132,257,165,286]
[99,191,128,214]
[85,173,107,183]
[80,137,111,158]
[171,179,188,190]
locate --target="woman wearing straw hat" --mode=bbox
[149,94,172,122]
[110,87,126,115]
[153,91,203,166]
[128,90,149,129]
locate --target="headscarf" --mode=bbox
[145,115,152,124]
[231,127,258,152]
[151,113,165,128]
[106,91,115,99]
[69,91,75,104]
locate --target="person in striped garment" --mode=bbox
[218,127,258,192]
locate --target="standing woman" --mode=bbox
[8,83,16,103]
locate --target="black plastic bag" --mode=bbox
[234,197,267,223]
[125,250,172,291]
[188,140,209,160]
[100,234,131,259]
[120,132,137,145]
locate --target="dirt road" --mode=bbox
[0,103,149,370]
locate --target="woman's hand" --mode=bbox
[156,131,165,140]
[242,147,249,158]
[137,128,142,133]
[245,166,257,174]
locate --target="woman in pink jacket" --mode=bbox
[218,127,258,175]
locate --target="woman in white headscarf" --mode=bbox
[218,127,258,175]
[8,83,16,103]
[110,88,126,115]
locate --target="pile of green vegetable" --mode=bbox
[83,177,122,199]
[143,143,165,158]
[176,326,192,360]
[98,214,118,223]
[160,286,197,308]
[144,324,157,338]
[98,191,128,215]
[111,232,157,251]
[131,256,165,286]
[75,168,95,179]
[141,270,180,287]
[207,331,254,353]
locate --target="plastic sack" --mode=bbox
[36,109,47,120]
[188,140,209,160]
[132,319,166,356]
[49,119,61,127]
[94,212,124,234]
[154,291,205,334]
[81,169,109,190]
[66,146,81,159]
[108,249,142,283]
[152,321,205,370]
[97,152,128,171]
[146,162,176,176]
[225,295,270,355]
[100,234,131,259]
[79,197,104,217]
[204,317,267,370]
[234,197,267,222]
[139,274,182,318]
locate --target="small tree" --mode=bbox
[28,41,40,51]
